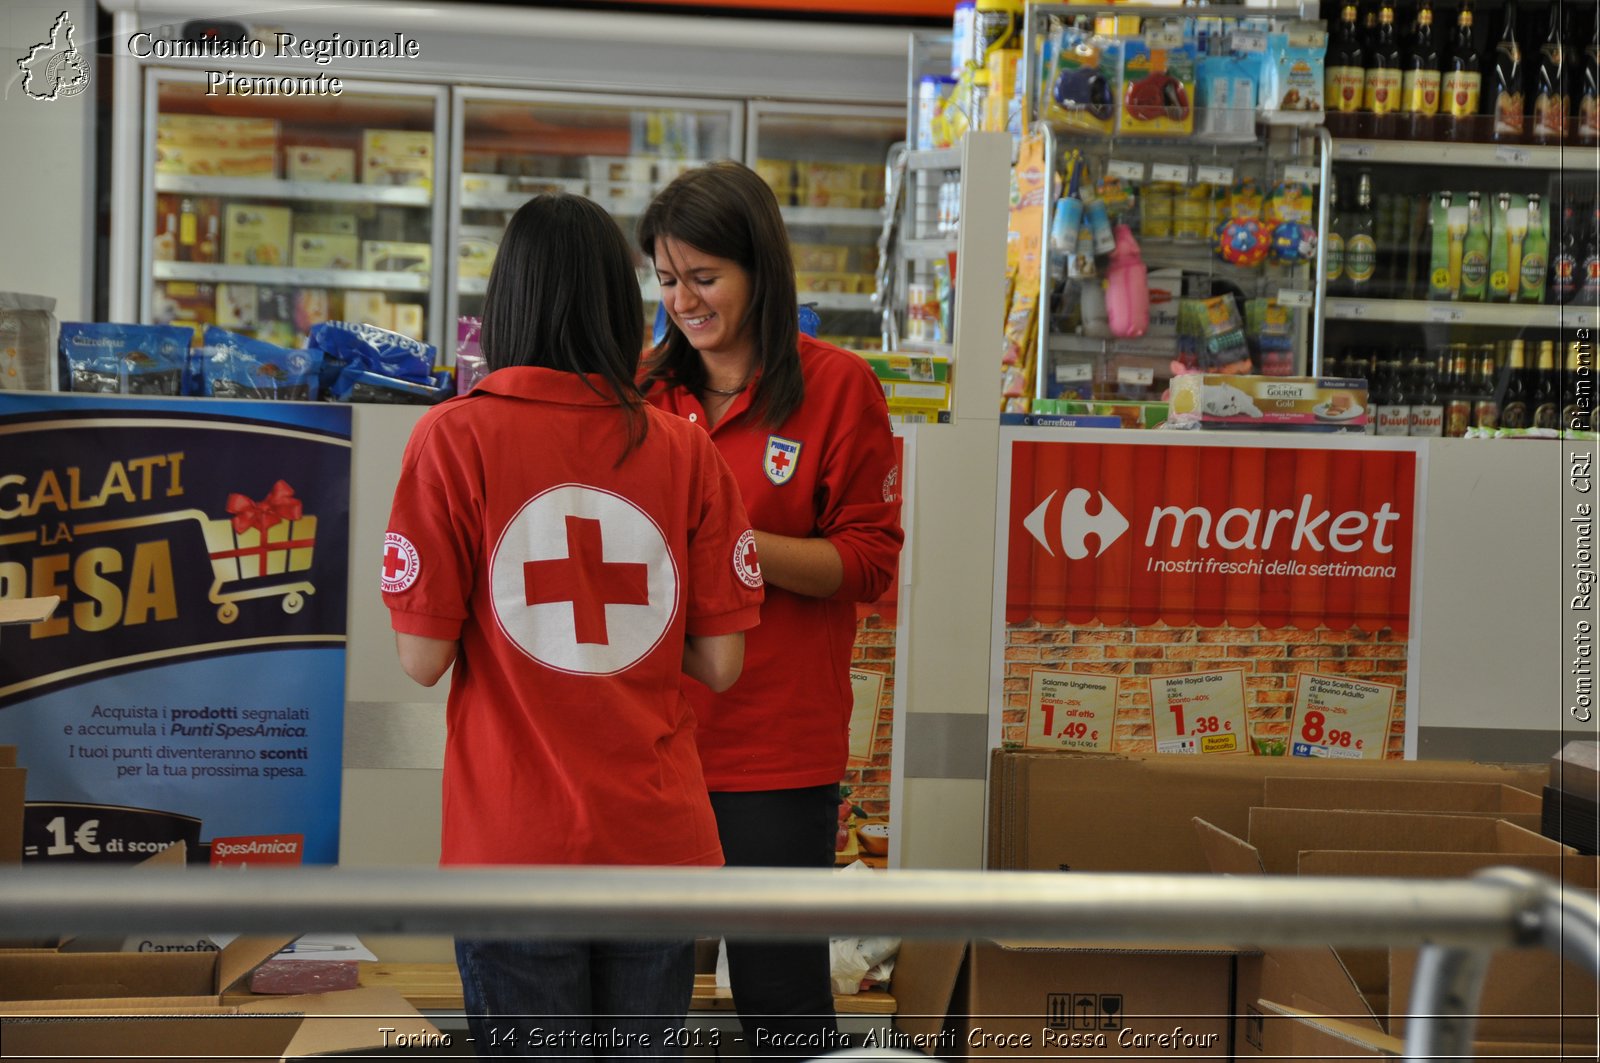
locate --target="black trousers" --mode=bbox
[710,784,841,1056]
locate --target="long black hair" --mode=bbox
[480,193,647,454]
[637,161,802,428]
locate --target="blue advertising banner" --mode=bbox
[0,395,351,864]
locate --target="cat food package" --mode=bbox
[0,292,59,391]
[58,322,192,395]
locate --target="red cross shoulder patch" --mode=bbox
[764,435,801,486]
[734,528,762,589]
[381,532,420,593]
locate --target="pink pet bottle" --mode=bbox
[1104,223,1150,339]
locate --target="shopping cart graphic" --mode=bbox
[200,479,318,623]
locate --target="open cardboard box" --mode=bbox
[892,938,1236,1059]
[1194,814,1597,1058]
[987,750,1549,874]
[0,745,23,865]
[1261,776,1544,831]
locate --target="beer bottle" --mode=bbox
[1531,339,1560,428]
[1328,2,1369,137]
[1325,178,1347,294]
[1563,341,1593,433]
[1486,0,1528,143]
[1365,0,1406,137]
[1441,0,1483,140]
[1409,348,1446,436]
[1550,197,1581,304]
[1473,343,1501,429]
[1579,200,1600,305]
[1459,191,1491,300]
[1444,346,1475,435]
[1345,172,1379,295]
[1532,1,1569,143]
[1376,356,1414,435]
[1500,339,1532,427]
[1519,192,1549,302]
[1403,0,1443,139]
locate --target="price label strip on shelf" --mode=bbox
[1427,305,1467,324]
[1025,669,1117,754]
[1151,163,1190,185]
[1493,146,1531,166]
[1056,362,1094,383]
[1334,142,1375,160]
[1150,669,1249,755]
[1288,674,1395,759]
[1276,289,1314,308]
[1231,31,1268,54]
[1329,301,1367,319]
[1108,159,1145,182]
[1118,366,1156,387]
[1195,165,1234,186]
[1284,165,1320,186]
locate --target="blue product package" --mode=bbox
[307,320,446,403]
[200,325,323,401]
[58,322,193,395]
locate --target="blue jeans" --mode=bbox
[455,937,695,1059]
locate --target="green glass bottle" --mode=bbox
[1459,191,1490,300]
[1518,192,1549,302]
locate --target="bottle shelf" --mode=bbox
[1324,297,1597,329]
[152,260,430,292]
[154,174,432,207]
[1331,138,1596,171]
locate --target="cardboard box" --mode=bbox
[360,129,433,189]
[1167,374,1369,430]
[291,233,360,271]
[283,145,355,184]
[361,240,431,273]
[458,235,499,279]
[0,985,439,1059]
[223,204,292,267]
[881,381,950,411]
[1245,807,1566,875]
[1261,776,1544,830]
[988,751,1549,874]
[293,211,359,237]
[154,144,277,178]
[863,352,951,383]
[892,939,1235,1059]
[156,115,279,149]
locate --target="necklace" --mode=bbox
[702,383,746,396]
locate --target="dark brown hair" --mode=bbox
[637,161,802,427]
[480,194,647,455]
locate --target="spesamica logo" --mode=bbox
[1024,488,1129,559]
[17,11,91,101]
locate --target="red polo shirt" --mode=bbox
[645,336,903,791]
[383,367,763,867]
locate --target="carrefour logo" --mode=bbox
[1025,489,1403,557]
[1024,489,1129,559]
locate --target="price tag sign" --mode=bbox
[1284,165,1320,185]
[1232,31,1268,54]
[1427,305,1467,323]
[1276,289,1314,308]
[1150,669,1250,755]
[1493,146,1530,166]
[1025,669,1117,753]
[1288,674,1395,759]
[1056,362,1094,383]
[1335,142,1374,159]
[1329,301,1366,319]
[1108,159,1145,181]
[847,669,886,764]
[1117,366,1155,387]
[1151,162,1190,184]
[1195,165,1234,186]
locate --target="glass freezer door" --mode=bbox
[451,88,743,350]
[746,101,905,352]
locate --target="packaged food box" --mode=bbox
[155,144,277,178]
[458,235,499,280]
[214,283,258,331]
[284,145,355,183]
[153,195,221,263]
[793,244,852,272]
[360,129,434,189]
[461,172,512,195]
[151,281,218,340]
[754,158,795,191]
[292,210,358,236]
[291,233,360,271]
[221,204,291,267]
[361,240,431,273]
[584,155,655,184]
[881,380,950,411]
[1054,398,1169,429]
[1168,374,1369,430]
[342,291,394,331]
[156,114,279,148]
[861,351,951,383]
[796,271,866,294]
[391,303,425,342]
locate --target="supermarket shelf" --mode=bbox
[804,293,876,312]
[459,224,505,241]
[782,206,883,228]
[1330,138,1595,170]
[1033,0,1318,17]
[458,278,488,296]
[153,260,429,292]
[1049,334,1179,358]
[896,339,953,356]
[903,237,958,259]
[154,174,431,207]
[1324,297,1597,329]
[905,147,963,171]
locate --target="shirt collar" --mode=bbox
[472,366,627,406]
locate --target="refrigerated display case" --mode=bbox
[747,102,904,350]
[450,89,744,341]
[142,71,448,352]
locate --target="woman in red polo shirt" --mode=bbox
[637,162,904,1052]
[382,194,764,1058]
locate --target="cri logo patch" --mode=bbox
[1023,489,1129,559]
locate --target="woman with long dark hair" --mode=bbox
[382,193,765,1057]
[638,162,903,1051]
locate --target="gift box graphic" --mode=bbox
[200,480,318,622]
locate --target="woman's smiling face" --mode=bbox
[653,237,755,364]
